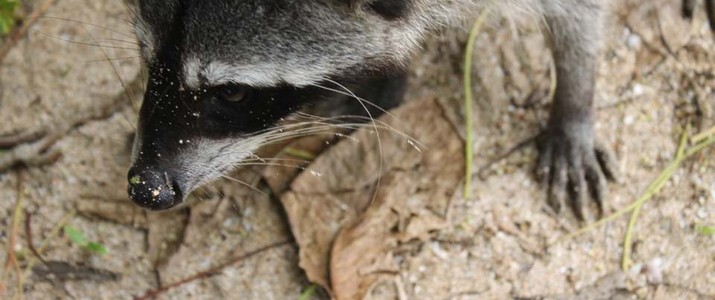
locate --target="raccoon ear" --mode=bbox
[345,0,413,20]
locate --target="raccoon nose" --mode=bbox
[127,168,182,210]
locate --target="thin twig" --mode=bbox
[0,170,25,298]
[692,125,715,144]
[463,9,490,199]
[0,130,45,149]
[133,240,293,300]
[0,0,58,64]
[621,124,690,271]
[24,211,47,265]
[19,209,77,293]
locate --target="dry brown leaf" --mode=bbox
[331,98,463,299]
[282,190,372,293]
[329,172,406,300]
[281,97,464,299]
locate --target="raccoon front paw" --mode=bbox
[536,123,618,220]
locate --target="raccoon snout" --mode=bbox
[127,167,183,210]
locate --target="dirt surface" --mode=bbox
[1,0,713,299]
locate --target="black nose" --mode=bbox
[127,168,182,210]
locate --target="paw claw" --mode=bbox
[537,129,617,219]
[585,162,607,217]
[595,143,619,182]
[536,142,553,181]
[547,155,568,213]
[567,162,588,220]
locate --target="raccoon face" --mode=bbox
[126,0,416,210]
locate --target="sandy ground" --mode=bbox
[0,0,713,299]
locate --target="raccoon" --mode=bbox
[123,0,686,217]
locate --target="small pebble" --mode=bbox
[632,83,645,96]
[627,34,642,50]
[623,115,635,125]
[697,208,707,219]
[644,258,664,284]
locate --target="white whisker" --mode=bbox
[310,83,400,121]
[32,30,140,50]
[38,16,136,39]
[233,162,309,170]
[220,175,268,198]
[322,78,384,207]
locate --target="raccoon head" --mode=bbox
[126,0,421,210]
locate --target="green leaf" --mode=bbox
[64,225,88,245]
[86,242,108,255]
[0,0,18,11]
[283,147,316,161]
[297,284,317,300]
[0,18,11,35]
[0,0,18,35]
[696,225,715,236]
[64,225,109,256]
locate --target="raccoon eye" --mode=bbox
[216,85,249,103]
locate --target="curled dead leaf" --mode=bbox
[280,97,464,299]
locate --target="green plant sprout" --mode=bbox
[63,225,108,256]
[0,0,19,35]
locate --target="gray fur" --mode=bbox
[131,0,582,88]
[128,0,613,214]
